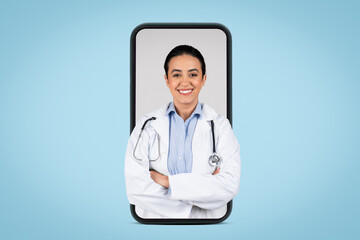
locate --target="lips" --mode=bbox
[177,89,193,95]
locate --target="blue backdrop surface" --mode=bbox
[1,0,359,239]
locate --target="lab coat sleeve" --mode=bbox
[124,118,193,218]
[168,117,241,210]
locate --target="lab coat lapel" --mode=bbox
[192,118,211,174]
[193,103,216,139]
[192,104,218,173]
[148,102,170,148]
[193,117,211,139]
[151,115,169,148]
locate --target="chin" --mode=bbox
[175,98,196,106]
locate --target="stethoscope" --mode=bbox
[133,117,221,168]
[133,117,160,162]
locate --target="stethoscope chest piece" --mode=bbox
[209,153,221,167]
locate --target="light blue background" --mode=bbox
[1,0,359,239]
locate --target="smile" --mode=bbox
[177,89,193,95]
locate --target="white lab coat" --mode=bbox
[124,102,241,218]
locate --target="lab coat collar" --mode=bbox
[199,103,218,121]
[149,102,217,121]
[166,101,203,119]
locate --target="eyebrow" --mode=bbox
[171,68,199,73]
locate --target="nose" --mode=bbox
[179,75,191,86]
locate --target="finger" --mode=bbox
[212,168,220,175]
[150,170,156,180]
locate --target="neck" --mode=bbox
[173,100,198,121]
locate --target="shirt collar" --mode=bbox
[166,101,203,118]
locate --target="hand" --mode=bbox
[150,170,169,189]
[212,167,220,175]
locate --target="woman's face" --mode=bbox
[165,54,206,108]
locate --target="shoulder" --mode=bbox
[200,103,234,141]
[201,103,230,127]
[133,103,170,131]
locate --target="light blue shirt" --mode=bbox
[166,102,202,175]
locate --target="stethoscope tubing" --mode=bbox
[133,117,160,162]
[133,117,221,167]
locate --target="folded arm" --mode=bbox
[124,120,193,218]
[168,118,241,210]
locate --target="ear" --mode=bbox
[165,74,170,87]
[201,74,207,87]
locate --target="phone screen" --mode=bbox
[129,23,232,224]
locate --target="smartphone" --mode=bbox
[129,23,233,224]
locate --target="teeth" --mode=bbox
[179,90,192,94]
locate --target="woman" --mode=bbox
[125,45,241,218]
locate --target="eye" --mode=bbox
[173,74,181,77]
[190,73,198,77]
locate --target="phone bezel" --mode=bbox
[129,22,233,224]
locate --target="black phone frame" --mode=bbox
[129,22,233,224]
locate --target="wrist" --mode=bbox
[164,175,169,189]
